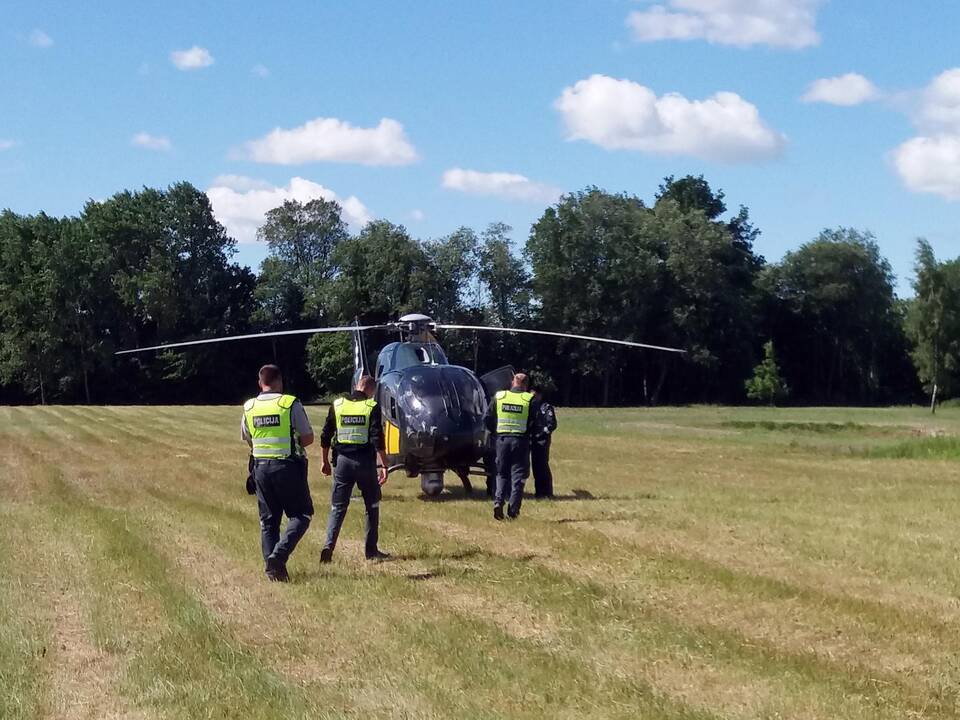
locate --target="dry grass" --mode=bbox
[2,403,960,719]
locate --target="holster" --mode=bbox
[245,455,256,495]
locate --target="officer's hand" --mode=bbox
[321,460,332,476]
[377,467,388,486]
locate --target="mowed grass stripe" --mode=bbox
[143,484,719,720]
[5,404,960,719]
[0,510,50,720]
[67,408,960,716]
[154,483,930,720]
[1,429,320,720]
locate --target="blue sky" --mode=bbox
[2,1,959,295]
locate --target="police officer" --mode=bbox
[484,373,541,520]
[319,375,390,562]
[531,390,557,499]
[242,364,315,582]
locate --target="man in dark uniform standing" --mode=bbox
[531,390,557,498]
[319,375,390,562]
[242,364,315,582]
[484,373,541,521]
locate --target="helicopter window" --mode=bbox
[390,396,397,420]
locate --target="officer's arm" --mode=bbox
[292,401,315,447]
[320,406,336,449]
[483,402,497,433]
[241,412,252,447]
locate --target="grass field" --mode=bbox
[3,404,960,719]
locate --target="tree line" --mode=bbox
[0,175,952,407]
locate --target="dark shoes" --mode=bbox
[265,556,289,582]
[366,550,391,562]
[319,547,333,564]
[507,510,519,520]
[493,505,505,521]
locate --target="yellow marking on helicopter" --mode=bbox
[385,420,401,454]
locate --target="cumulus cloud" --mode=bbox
[442,168,561,203]
[206,175,372,242]
[170,46,214,70]
[410,209,426,222]
[29,29,53,48]
[554,74,784,163]
[0,140,17,151]
[892,69,960,200]
[802,73,879,106]
[893,136,960,200]
[240,117,418,166]
[627,0,821,49]
[131,132,171,151]
[252,64,270,78]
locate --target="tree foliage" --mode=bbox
[0,175,937,408]
[745,341,789,405]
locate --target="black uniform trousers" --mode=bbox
[494,434,530,517]
[322,449,381,557]
[531,435,554,498]
[254,458,313,564]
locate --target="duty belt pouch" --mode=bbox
[245,455,256,495]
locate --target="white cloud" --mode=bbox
[554,74,784,163]
[893,136,960,200]
[170,46,214,70]
[131,132,171,151]
[802,73,879,106]
[914,68,960,134]
[0,140,17,151]
[892,69,960,200]
[410,209,426,222]
[442,168,561,203]
[252,64,270,78]
[28,29,53,48]
[206,176,372,242]
[240,117,418,166]
[627,0,821,49]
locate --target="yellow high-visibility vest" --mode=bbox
[495,390,533,435]
[243,394,302,459]
[333,397,377,445]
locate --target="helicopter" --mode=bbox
[117,313,685,496]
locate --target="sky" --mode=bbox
[2,1,960,295]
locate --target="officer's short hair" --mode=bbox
[512,373,529,391]
[259,364,282,386]
[356,375,376,392]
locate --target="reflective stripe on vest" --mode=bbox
[333,397,377,445]
[244,394,299,459]
[495,390,533,435]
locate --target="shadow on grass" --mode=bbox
[386,487,634,503]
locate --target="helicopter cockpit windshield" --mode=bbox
[375,342,449,378]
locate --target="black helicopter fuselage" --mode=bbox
[368,340,509,495]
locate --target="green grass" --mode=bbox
[3,403,960,719]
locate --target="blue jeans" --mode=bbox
[322,451,381,557]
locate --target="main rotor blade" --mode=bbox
[434,324,686,354]
[116,325,392,355]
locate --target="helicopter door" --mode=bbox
[479,365,515,399]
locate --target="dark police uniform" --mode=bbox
[241,393,314,577]
[531,400,558,498]
[484,388,540,519]
[319,391,385,558]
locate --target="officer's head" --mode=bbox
[259,364,283,392]
[356,375,376,398]
[511,373,529,391]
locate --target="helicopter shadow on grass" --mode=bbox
[382,487,635,503]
